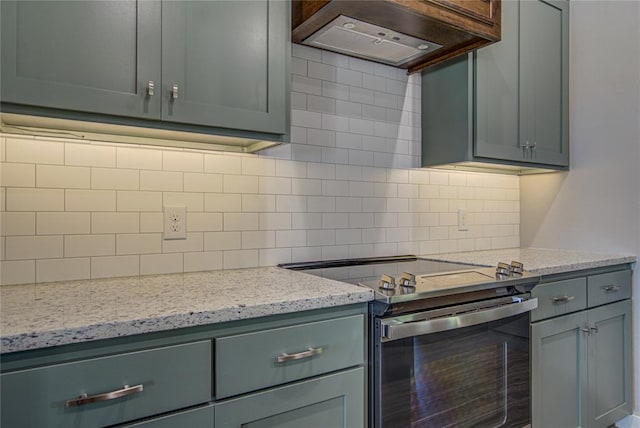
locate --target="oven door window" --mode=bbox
[377,312,529,428]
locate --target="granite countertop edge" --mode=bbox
[420,248,636,276]
[0,267,373,354]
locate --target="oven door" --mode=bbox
[373,295,537,428]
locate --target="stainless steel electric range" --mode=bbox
[280,255,540,428]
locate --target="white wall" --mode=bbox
[521,0,640,413]
[0,46,521,285]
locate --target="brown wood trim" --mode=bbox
[407,38,491,74]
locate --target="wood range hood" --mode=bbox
[292,0,501,74]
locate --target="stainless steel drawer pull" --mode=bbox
[276,347,323,363]
[146,80,155,97]
[171,84,179,100]
[552,295,575,304]
[601,284,621,292]
[65,384,143,407]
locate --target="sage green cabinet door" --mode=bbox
[161,0,288,134]
[519,0,569,166]
[215,368,365,428]
[586,300,632,428]
[0,1,161,119]
[474,0,520,161]
[531,311,587,428]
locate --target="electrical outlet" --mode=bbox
[458,208,469,231]
[164,205,186,240]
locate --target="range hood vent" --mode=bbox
[292,0,502,74]
[303,15,442,66]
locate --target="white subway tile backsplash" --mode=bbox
[1,212,35,236]
[242,231,275,249]
[39,212,90,235]
[117,191,162,212]
[292,109,322,129]
[6,236,62,260]
[140,253,183,275]
[321,81,350,100]
[184,251,222,272]
[259,248,291,267]
[223,175,259,194]
[66,190,116,211]
[163,151,203,172]
[6,188,64,211]
[188,213,222,232]
[242,194,276,212]
[1,163,35,187]
[91,255,139,279]
[5,137,64,165]
[292,44,322,62]
[1,260,35,285]
[140,213,164,232]
[117,147,162,170]
[140,170,183,192]
[204,193,242,212]
[36,257,90,282]
[91,212,139,234]
[260,212,293,231]
[308,61,337,82]
[276,230,307,247]
[65,235,115,257]
[242,157,276,177]
[204,231,241,251]
[183,173,222,193]
[291,57,308,76]
[223,249,259,269]
[162,232,204,253]
[66,143,116,168]
[92,168,139,190]
[37,165,90,189]
[292,213,322,230]
[204,154,242,175]
[0,48,519,285]
[116,233,161,255]
[224,213,259,231]
[163,192,204,212]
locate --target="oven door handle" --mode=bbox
[381,298,538,342]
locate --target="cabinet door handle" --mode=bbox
[580,326,591,335]
[276,346,324,363]
[590,326,598,334]
[171,84,179,100]
[146,80,155,97]
[551,295,575,304]
[65,384,143,407]
[601,284,621,292]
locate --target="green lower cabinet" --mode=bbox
[215,367,365,428]
[531,299,632,428]
[121,405,214,427]
[586,300,632,427]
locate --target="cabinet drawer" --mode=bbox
[1,341,212,428]
[215,315,364,399]
[122,404,214,427]
[215,367,365,428]
[588,270,631,308]
[531,277,587,322]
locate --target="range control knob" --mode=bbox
[379,274,396,290]
[510,261,524,274]
[399,272,416,288]
[496,262,511,276]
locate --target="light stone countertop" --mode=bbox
[421,248,636,276]
[0,267,373,354]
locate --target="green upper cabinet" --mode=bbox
[0,1,162,119]
[422,0,569,173]
[0,0,289,147]
[162,1,287,134]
